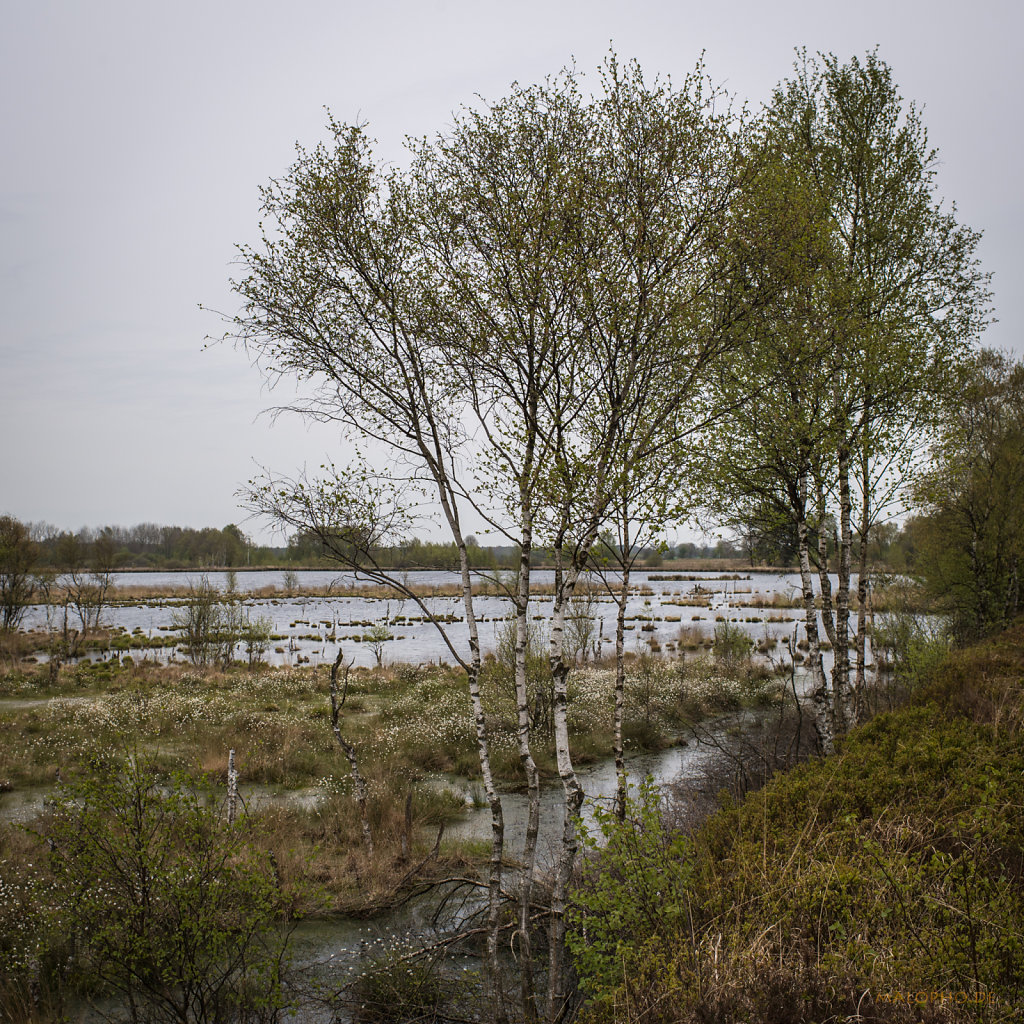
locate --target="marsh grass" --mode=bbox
[1,640,779,799]
[0,642,782,929]
[0,633,790,1024]
[87,578,590,605]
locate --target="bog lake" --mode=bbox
[18,567,838,669]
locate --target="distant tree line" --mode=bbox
[22,522,262,569]
[1,519,765,577]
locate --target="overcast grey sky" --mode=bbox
[2,0,1021,541]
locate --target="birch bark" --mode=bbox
[797,471,833,755]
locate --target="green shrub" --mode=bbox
[30,752,294,1024]
[570,626,1024,1022]
[712,620,752,663]
[569,778,693,1002]
[346,947,472,1024]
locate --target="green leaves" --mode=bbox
[35,752,292,1022]
[569,777,693,998]
[571,655,1024,1016]
[228,55,756,565]
[0,515,36,631]
[913,350,1024,640]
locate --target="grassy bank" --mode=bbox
[570,620,1024,1022]
[0,650,778,788]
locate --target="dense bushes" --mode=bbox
[570,621,1024,1022]
[1,754,293,1024]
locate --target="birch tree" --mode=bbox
[228,123,511,1015]
[526,61,753,1015]
[766,51,990,727]
[400,60,750,1019]
[397,72,612,1019]
[703,127,842,752]
[229,56,753,1020]
[710,51,989,742]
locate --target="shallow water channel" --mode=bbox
[274,693,802,1010]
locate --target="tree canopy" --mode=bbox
[223,48,993,1020]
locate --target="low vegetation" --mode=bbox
[570,619,1024,1022]
[1,755,293,1024]
[0,637,780,1021]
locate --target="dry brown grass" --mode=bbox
[99,578,576,603]
[0,631,42,669]
[676,625,712,650]
[249,777,469,914]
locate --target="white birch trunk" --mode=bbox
[613,518,631,820]
[455,539,507,1024]
[797,472,833,755]
[815,476,838,653]
[546,553,586,1022]
[226,748,238,826]
[853,447,872,725]
[834,445,853,735]
[513,522,541,1023]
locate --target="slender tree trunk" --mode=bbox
[613,516,630,820]
[48,643,63,686]
[432,471,507,1018]
[454,537,507,1024]
[797,471,833,755]
[853,445,872,725]
[835,445,853,734]
[329,650,374,857]
[547,555,587,1022]
[513,520,541,1024]
[226,748,239,826]
[815,475,838,652]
